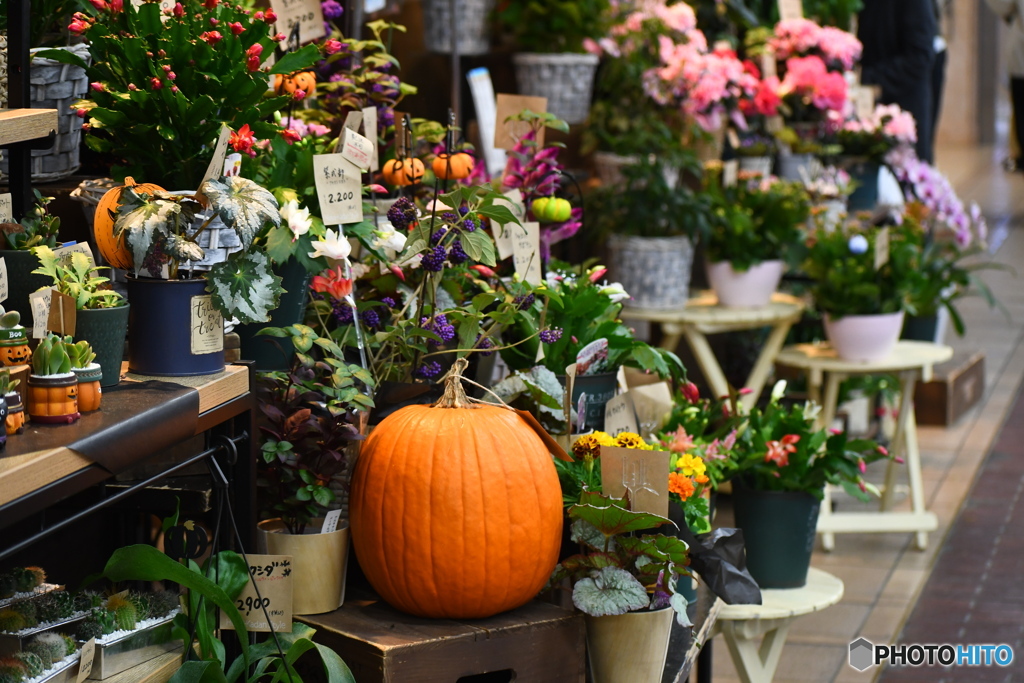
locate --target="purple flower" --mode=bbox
[321,0,343,19]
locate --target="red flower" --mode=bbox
[203,0,218,8]
[324,39,343,55]
[127,83,138,91]
[280,128,302,144]
[765,434,800,467]
[69,14,91,34]
[228,21,244,35]
[229,124,256,155]
[310,267,353,300]
[150,77,163,90]
[200,30,223,45]
[681,381,700,404]
[742,59,761,79]
[246,43,263,71]
[172,2,183,16]
[110,0,123,11]
[253,10,263,20]
[89,81,105,92]
[209,17,219,25]
[75,108,87,118]
[87,0,108,10]
[754,78,781,116]
[470,265,496,278]
[263,8,277,22]
[272,32,287,42]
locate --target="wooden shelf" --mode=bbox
[0,108,58,146]
[101,651,181,683]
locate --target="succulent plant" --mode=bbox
[73,591,104,613]
[9,600,38,628]
[13,652,42,679]
[61,338,96,370]
[0,371,18,397]
[105,595,137,632]
[35,590,76,623]
[0,308,20,330]
[0,656,27,683]
[128,592,150,621]
[0,610,26,633]
[25,632,66,669]
[60,634,76,656]
[30,335,72,376]
[0,574,16,599]
[76,606,115,640]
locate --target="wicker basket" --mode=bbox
[422,0,494,55]
[512,52,599,125]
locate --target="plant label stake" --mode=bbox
[29,290,52,339]
[199,124,232,192]
[601,446,670,518]
[511,221,541,285]
[76,639,96,683]
[53,241,96,268]
[723,160,739,188]
[0,259,7,305]
[341,128,374,171]
[219,554,293,633]
[47,291,76,337]
[342,111,363,135]
[270,0,325,50]
[874,227,890,271]
[492,189,524,260]
[777,0,803,21]
[604,392,640,437]
[0,194,12,223]
[361,106,379,171]
[313,153,363,225]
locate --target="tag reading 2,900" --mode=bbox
[236,596,271,616]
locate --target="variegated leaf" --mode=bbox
[206,250,283,324]
[163,234,205,263]
[116,197,184,275]
[199,176,280,251]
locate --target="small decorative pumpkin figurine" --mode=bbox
[382,157,425,187]
[350,358,564,619]
[432,152,475,180]
[273,70,317,98]
[26,333,80,425]
[0,308,31,367]
[93,177,167,271]
[0,394,7,451]
[0,370,24,436]
[65,337,102,413]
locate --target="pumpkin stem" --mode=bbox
[435,357,473,409]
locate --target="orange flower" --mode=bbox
[765,434,800,467]
[695,474,709,484]
[310,266,352,300]
[669,472,695,500]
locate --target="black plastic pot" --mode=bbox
[901,314,939,342]
[731,483,821,589]
[76,304,129,387]
[558,371,619,433]
[841,158,881,212]
[125,276,224,376]
[0,250,48,321]
[234,259,311,371]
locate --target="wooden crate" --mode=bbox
[298,599,584,683]
[915,351,985,426]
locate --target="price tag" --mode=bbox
[777,0,803,21]
[631,382,674,435]
[853,85,875,120]
[494,93,547,150]
[342,111,363,135]
[314,154,363,225]
[604,393,639,437]
[220,554,293,633]
[0,258,7,304]
[52,242,96,268]
[190,295,224,355]
[269,0,325,48]
[29,289,52,339]
[511,221,541,286]
[0,193,12,223]
[493,189,524,260]
[223,153,242,177]
[76,639,96,683]
[200,124,232,188]
[341,127,374,171]
[47,290,76,336]
[361,106,379,171]
[723,160,739,188]
[600,446,670,518]
[321,510,342,534]
[874,227,890,270]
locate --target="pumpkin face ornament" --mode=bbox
[27,374,80,424]
[350,358,564,619]
[0,324,31,367]
[5,392,25,436]
[273,71,317,97]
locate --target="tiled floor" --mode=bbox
[707,142,1024,682]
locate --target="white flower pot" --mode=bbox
[512,52,599,124]
[585,607,674,683]
[776,153,817,182]
[824,311,905,362]
[607,234,694,310]
[706,260,784,308]
[738,155,773,176]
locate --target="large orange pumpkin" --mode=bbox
[432,152,475,180]
[381,158,425,187]
[94,177,166,271]
[350,359,563,619]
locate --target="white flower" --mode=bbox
[848,234,869,255]
[308,228,351,261]
[770,379,788,402]
[280,200,312,239]
[373,223,407,252]
[599,282,630,304]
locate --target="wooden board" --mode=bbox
[916,351,985,426]
[99,651,181,683]
[0,109,58,146]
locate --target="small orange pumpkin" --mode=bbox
[350,359,563,619]
[5,403,24,435]
[94,177,166,271]
[382,157,425,187]
[27,375,79,424]
[273,71,317,97]
[432,152,475,180]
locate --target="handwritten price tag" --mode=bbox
[604,393,639,437]
[777,0,803,21]
[76,639,96,683]
[30,290,52,339]
[511,221,541,286]
[493,189,524,260]
[270,0,325,48]
[314,153,363,225]
[0,193,12,223]
[341,127,374,171]
[220,554,293,633]
[0,258,7,305]
[361,106,380,171]
[53,242,96,268]
[190,295,224,355]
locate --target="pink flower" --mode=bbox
[811,72,847,112]
[324,39,343,54]
[87,0,108,10]
[89,81,105,92]
[681,381,700,404]
[75,108,87,118]
[150,77,163,90]
[665,427,696,454]
[228,21,244,35]
[172,2,183,16]
[200,30,223,45]
[280,128,302,144]
[470,265,497,278]
[110,0,123,11]
[263,7,277,22]
[588,267,608,283]
[818,26,862,69]
[246,43,263,71]
[765,434,800,467]
[69,14,91,34]
[272,32,287,42]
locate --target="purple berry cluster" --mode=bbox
[381,296,397,308]
[416,360,443,379]
[514,294,536,310]
[387,197,417,230]
[360,309,381,330]
[540,328,563,344]
[421,244,447,272]
[430,227,448,245]
[476,336,495,356]
[462,217,477,232]
[421,314,456,346]
[448,239,468,265]
[331,299,354,325]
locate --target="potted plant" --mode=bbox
[63,338,101,413]
[803,216,923,361]
[496,0,610,124]
[109,175,283,376]
[27,333,80,425]
[31,246,128,388]
[802,164,854,230]
[255,323,373,615]
[703,169,810,307]
[548,489,691,683]
[586,157,711,311]
[0,308,32,368]
[1,370,25,436]
[833,103,917,210]
[726,382,885,588]
[0,192,61,321]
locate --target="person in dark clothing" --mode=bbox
[858,0,938,162]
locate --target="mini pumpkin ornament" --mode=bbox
[432,152,475,180]
[93,177,166,271]
[0,309,31,368]
[350,358,564,619]
[273,70,317,98]
[382,157,425,187]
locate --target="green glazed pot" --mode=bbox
[76,305,129,388]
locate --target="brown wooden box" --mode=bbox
[298,599,585,683]
[915,351,985,426]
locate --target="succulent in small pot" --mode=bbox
[27,333,80,424]
[0,308,32,367]
[0,370,24,436]
[65,337,102,412]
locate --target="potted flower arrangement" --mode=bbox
[255,323,373,615]
[31,245,128,387]
[26,333,79,425]
[586,157,711,311]
[802,164,854,230]
[803,215,923,361]
[0,192,60,321]
[726,382,886,587]
[833,103,917,210]
[496,0,611,124]
[704,169,810,307]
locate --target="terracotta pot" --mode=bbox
[27,372,80,424]
[706,260,784,308]
[585,607,674,683]
[73,363,103,412]
[824,311,905,362]
[257,518,349,615]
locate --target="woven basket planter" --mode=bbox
[422,0,494,55]
[512,52,599,125]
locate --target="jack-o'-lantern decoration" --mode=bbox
[0,316,31,367]
[382,157,425,187]
[273,71,317,98]
[432,152,475,180]
[27,333,80,424]
[94,177,167,271]
[5,395,25,435]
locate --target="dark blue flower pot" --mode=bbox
[732,482,820,589]
[234,259,312,371]
[844,159,881,212]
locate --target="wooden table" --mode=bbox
[711,568,844,683]
[625,292,805,411]
[775,342,954,550]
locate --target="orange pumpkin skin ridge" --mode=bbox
[350,403,563,619]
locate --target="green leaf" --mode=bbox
[206,251,283,324]
[569,495,675,538]
[169,660,228,683]
[461,229,496,267]
[571,566,650,617]
[268,44,322,75]
[199,176,281,250]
